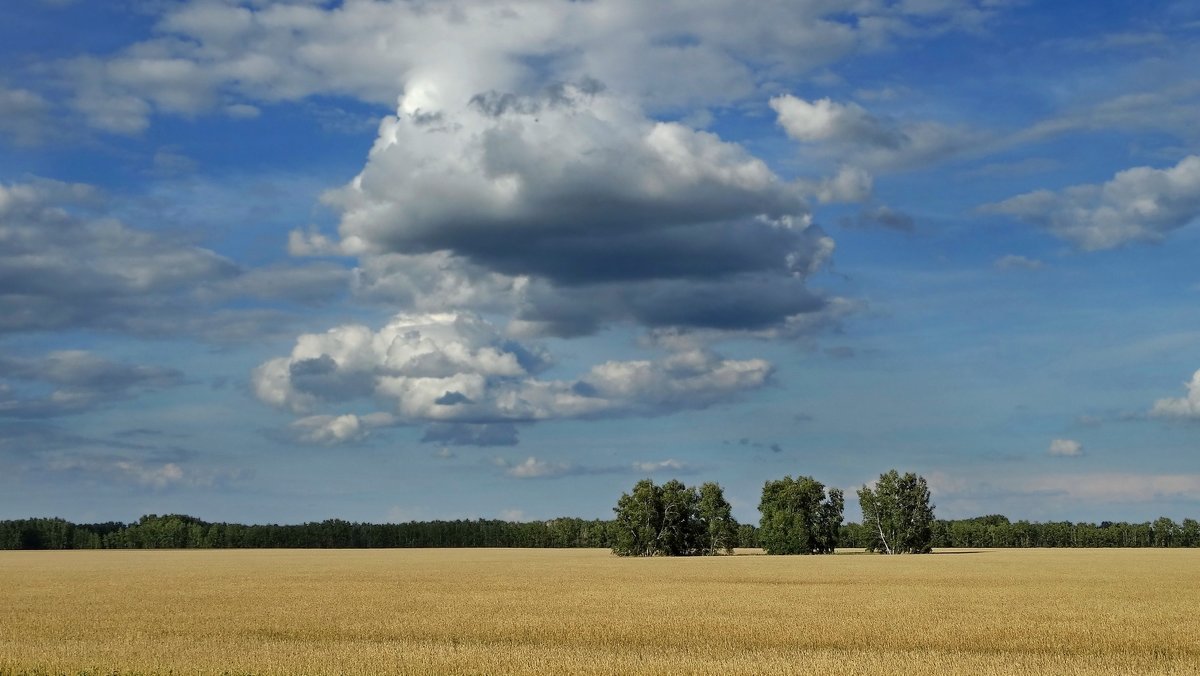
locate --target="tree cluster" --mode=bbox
[610,479,738,556]
[757,475,843,554]
[856,470,936,554]
[611,469,933,556]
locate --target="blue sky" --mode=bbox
[2,0,1198,526]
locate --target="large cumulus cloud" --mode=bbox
[312,83,836,337]
[266,79,855,434]
[73,0,987,444]
[253,311,772,444]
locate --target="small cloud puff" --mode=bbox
[1047,438,1084,457]
[632,458,695,474]
[504,456,573,479]
[770,94,985,170]
[994,254,1044,271]
[1151,369,1200,420]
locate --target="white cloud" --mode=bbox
[64,54,213,133]
[905,470,1200,516]
[44,3,978,355]
[0,350,184,418]
[994,254,1044,271]
[322,83,837,337]
[923,470,971,497]
[0,84,50,144]
[56,0,1001,133]
[253,311,772,443]
[224,103,260,119]
[984,155,1200,250]
[421,422,519,447]
[1013,81,1200,148]
[499,508,526,521]
[47,455,186,490]
[202,263,350,305]
[632,458,694,474]
[0,179,234,333]
[347,251,522,315]
[252,311,534,415]
[287,227,342,257]
[149,148,197,176]
[840,205,915,232]
[122,461,185,489]
[287,412,397,445]
[505,456,572,479]
[0,178,350,341]
[333,84,799,254]
[1026,473,1200,502]
[1151,369,1200,420]
[770,94,986,170]
[813,166,874,204]
[771,96,901,145]
[1047,438,1083,457]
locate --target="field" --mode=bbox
[2,548,1199,675]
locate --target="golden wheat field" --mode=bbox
[1,548,1198,675]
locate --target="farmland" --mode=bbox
[2,548,1198,675]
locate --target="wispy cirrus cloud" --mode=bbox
[0,351,183,418]
[0,179,350,342]
[498,456,697,480]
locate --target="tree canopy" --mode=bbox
[757,475,844,554]
[857,469,935,554]
[611,479,738,556]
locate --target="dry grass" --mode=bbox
[1,548,1198,675]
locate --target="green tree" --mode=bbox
[697,482,738,555]
[657,479,700,556]
[758,475,844,554]
[736,523,759,549]
[1181,518,1200,548]
[857,470,935,554]
[611,479,736,556]
[1152,516,1179,547]
[612,479,664,556]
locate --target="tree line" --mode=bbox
[5,513,1197,551]
[4,468,1199,551]
[0,514,617,550]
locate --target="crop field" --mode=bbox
[2,548,1199,675]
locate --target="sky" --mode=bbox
[1,0,1199,526]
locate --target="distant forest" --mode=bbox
[3,513,1198,550]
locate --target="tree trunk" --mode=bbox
[875,518,893,555]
